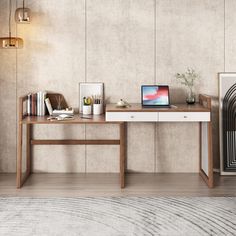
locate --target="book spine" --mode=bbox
[37,92,40,116]
[30,95,33,115]
[42,91,46,115]
[36,91,47,116]
[27,94,31,116]
[31,93,37,116]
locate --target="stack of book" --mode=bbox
[27,91,47,116]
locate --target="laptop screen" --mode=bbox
[141,85,170,106]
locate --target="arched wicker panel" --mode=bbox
[223,83,236,171]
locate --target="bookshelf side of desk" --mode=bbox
[199,94,213,188]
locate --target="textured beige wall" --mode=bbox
[0,0,17,172]
[0,0,231,173]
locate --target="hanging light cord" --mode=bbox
[23,0,25,19]
[9,0,12,39]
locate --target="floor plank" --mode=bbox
[0,173,235,197]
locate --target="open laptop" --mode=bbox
[141,85,170,108]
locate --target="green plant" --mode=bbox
[83,97,92,105]
[175,68,200,93]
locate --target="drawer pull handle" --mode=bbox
[184,116,187,118]
[130,116,134,118]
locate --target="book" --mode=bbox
[45,97,53,115]
[27,93,32,115]
[31,93,37,116]
[37,91,47,116]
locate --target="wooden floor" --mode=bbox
[0,173,235,197]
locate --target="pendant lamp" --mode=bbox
[15,0,31,23]
[0,0,23,49]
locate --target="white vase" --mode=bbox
[83,105,92,115]
[93,104,103,115]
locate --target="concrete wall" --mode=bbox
[0,0,232,173]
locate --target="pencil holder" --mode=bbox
[93,104,103,115]
[83,105,92,115]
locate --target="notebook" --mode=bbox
[141,85,170,108]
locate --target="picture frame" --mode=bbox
[79,82,104,114]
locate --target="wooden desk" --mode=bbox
[17,94,213,189]
[17,96,126,188]
[106,94,213,188]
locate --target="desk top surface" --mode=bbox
[21,114,122,124]
[106,103,210,112]
[21,103,210,124]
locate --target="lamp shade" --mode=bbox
[0,37,23,49]
[15,7,31,23]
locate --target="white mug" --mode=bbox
[83,105,92,115]
[93,104,103,115]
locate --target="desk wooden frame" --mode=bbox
[17,94,213,189]
[17,95,126,189]
[106,94,213,188]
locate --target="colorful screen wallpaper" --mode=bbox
[142,86,169,105]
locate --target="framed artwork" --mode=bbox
[79,82,104,113]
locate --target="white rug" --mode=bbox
[0,197,235,236]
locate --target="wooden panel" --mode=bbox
[31,139,120,145]
[26,124,31,176]
[106,103,210,112]
[21,114,121,124]
[120,123,126,188]
[199,94,213,188]
[201,122,209,175]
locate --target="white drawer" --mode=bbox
[159,112,210,122]
[106,112,158,122]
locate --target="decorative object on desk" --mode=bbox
[55,94,63,110]
[219,72,236,174]
[82,96,92,115]
[47,114,74,121]
[47,93,68,110]
[0,0,23,49]
[92,95,103,115]
[15,0,31,23]
[52,108,74,116]
[80,114,93,119]
[79,83,104,113]
[175,68,200,105]
[46,94,72,116]
[116,99,131,108]
[93,104,103,115]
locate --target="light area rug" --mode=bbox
[0,197,235,236]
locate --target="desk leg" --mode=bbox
[120,123,126,188]
[26,124,31,177]
[17,122,23,188]
[199,122,213,188]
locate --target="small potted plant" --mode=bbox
[175,68,200,105]
[82,96,92,115]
